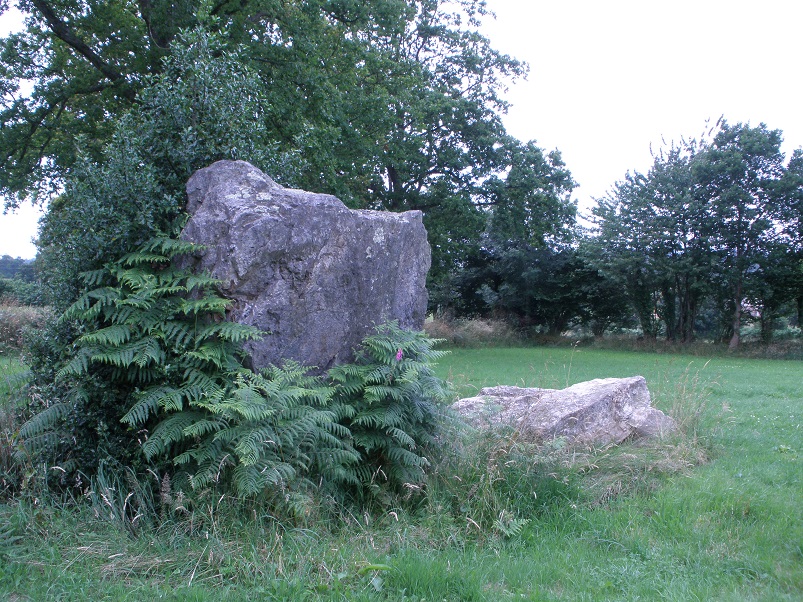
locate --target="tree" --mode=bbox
[0,254,33,279]
[24,30,300,478]
[482,140,577,248]
[588,173,664,339]
[694,122,788,348]
[35,29,293,310]
[777,149,803,326]
[0,0,194,202]
[431,138,578,323]
[493,245,589,335]
[589,120,800,345]
[592,139,716,342]
[2,1,529,291]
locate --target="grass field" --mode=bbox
[1,347,801,601]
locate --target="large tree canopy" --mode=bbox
[1,1,523,200]
[2,0,544,290]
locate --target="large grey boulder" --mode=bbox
[452,376,676,446]
[180,160,431,371]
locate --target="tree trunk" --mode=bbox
[760,307,775,343]
[728,282,742,350]
[661,282,677,341]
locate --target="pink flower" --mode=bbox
[395,348,403,361]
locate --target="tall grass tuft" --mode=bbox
[656,361,712,439]
[84,460,159,535]
[0,355,32,498]
[423,421,578,540]
[564,363,715,509]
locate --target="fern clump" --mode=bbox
[149,362,360,508]
[18,237,261,476]
[328,322,451,501]
[18,239,450,512]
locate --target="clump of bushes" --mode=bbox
[3,31,453,514]
[0,277,43,307]
[0,302,50,352]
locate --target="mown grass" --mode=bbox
[1,346,801,601]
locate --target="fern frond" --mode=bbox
[181,417,225,439]
[15,432,60,459]
[142,236,202,258]
[19,402,71,439]
[232,426,281,466]
[142,411,206,459]
[385,445,428,468]
[184,273,221,293]
[385,427,416,449]
[181,296,230,316]
[56,348,94,379]
[79,324,132,346]
[80,268,110,287]
[195,321,263,343]
[122,386,178,426]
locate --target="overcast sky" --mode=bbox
[2,0,802,258]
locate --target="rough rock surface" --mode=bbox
[180,160,431,371]
[452,376,676,446]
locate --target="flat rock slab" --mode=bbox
[452,376,676,446]
[180,160,431,371]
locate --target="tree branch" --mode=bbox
[30,0,136,100]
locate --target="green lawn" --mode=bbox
[1,347,801,601]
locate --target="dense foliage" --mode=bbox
[19,237,263,475]
[0,255,33,280]
[34,28,293,311]
[329,322,450,500]
[2,1,802,522]
[0,256,40,305]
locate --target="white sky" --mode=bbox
[1,0,802,258]
[484,0,803,213]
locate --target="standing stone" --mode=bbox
[180,160,431,371]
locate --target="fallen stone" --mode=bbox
[451,376,676,446]
[180,160,431,371]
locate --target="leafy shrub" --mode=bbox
[15,28,453,513]
[143,362,359,514]
[36,28,297,312]
[0,277,43,306]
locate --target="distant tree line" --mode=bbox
[443,120,802,347]
[0,255,34,280]
[0,255,41,304]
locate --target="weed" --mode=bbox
[424,421,579,540]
